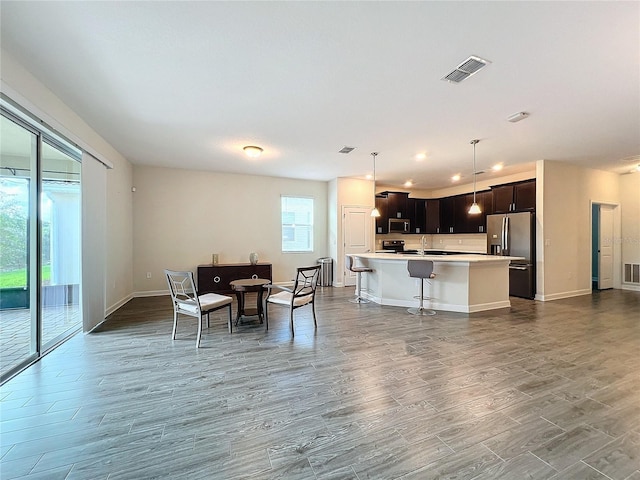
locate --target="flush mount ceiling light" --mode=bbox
[404,180,413,188]
[243,145,263,158]
[492,163,504,172]
[442,55,491,83]
[468,139,482,215]
[452,174,461,182]
[507,111,530,123]
[370,152,380,217]
[415,153,426,161]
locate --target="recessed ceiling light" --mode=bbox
[243,145,263,158]
[404,180,413,188]
[492,163,503,172]
[452,174,461,182]
[365,174,373,180]
[636,164,640,172]
[415,153,426,161]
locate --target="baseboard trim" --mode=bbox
[105,293,134,317]
[536,289,592,301]
[621,284,640,292]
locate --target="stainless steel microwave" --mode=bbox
[389,218,410,233]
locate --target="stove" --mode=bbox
[382,239,405,253]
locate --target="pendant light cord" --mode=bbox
[471,140,479,203]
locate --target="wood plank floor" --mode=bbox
[1,287,639,479]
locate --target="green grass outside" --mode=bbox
[0,265,50,288]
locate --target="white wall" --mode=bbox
[538,160,621,300]
[620,172,640,291]
[332,177,374,287]
[1,49,134,319]
[132,166,328,293]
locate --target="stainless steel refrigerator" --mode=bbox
[486,211,536,299]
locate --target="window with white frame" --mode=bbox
[281,196,314,252]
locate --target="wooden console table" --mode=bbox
[197,263,272,295]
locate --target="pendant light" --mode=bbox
[468,139,481,215]
[370,152,380,217]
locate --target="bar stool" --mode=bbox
[345,255,373,304]
[407,259,436,315]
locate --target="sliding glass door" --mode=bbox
[0,109,82,382]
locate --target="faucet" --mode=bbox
[421,235,426,255]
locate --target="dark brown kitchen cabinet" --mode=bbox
[439,196,455,233]
[463,191,491,233]
[492,179,536,213]
[197,263,272,295]
[375,195,388,234]
[412,199,426,234]
[383,191,410,219]
[425,199,440,233]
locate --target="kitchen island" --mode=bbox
[349,252,523,313]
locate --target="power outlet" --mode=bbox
[146,272,151,279]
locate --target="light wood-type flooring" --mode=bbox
[1,287,639,479]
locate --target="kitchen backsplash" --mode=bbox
[376,233,487,253]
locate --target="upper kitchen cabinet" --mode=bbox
[412,198,426,234]
[383,191,411,219]
[375,195,388,234]
[492,179,536,213]
[425,199,440,234]
[439,196,456,233]
[458,190,491,233]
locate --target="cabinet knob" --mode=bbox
[251,274,258,279]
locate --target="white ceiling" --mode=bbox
[1,1,639,190]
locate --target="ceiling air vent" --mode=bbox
[339,146,355,154]
[442,55,491,84]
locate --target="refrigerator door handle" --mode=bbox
[501,217,506,252]
[505,216,510,254]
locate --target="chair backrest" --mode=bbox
[165,269,199,308]
[407,260,434,279]
[345,255,354,272]
[292,265,321,298]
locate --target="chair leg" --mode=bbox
[312,301,317,328]
[264,300,269,331]
[207,312,210,328]
[172,310,178,340]
[196,314,203,347]
[349,272,369,304]
[408,278,436,316]
[227,304,233,333]
[290,309,295,337]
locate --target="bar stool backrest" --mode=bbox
[407,259,434,279]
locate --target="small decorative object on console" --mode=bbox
[249,252,258,265]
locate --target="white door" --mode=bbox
[343,206,373,287]
[598,204,614,290]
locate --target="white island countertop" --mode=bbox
[348,253,523,313]
[355,252,524,263]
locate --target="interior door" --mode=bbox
[343,206,372,287]
[598,204,614,290]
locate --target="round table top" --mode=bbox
[230,278,271,290]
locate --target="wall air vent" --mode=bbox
[339,146,355,154]
[624,263,640,284]
[442,55,491,84]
